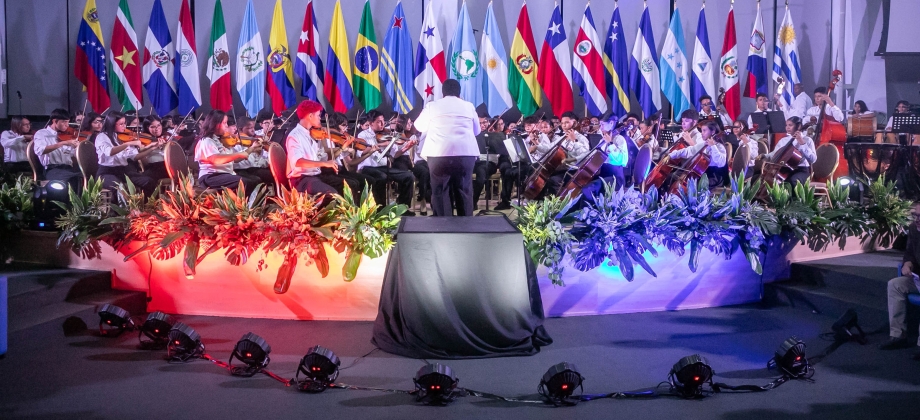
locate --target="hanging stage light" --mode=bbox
[413,363,459,405]
[294,345,342,393]
[97,304,136,336]
[229,332,272,376]
[538,362,584,405]
[138,311,174,349]
[668,354,713,398]
[769,336,813,379]
[167,322,204,362]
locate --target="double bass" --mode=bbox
[813,69,848,179]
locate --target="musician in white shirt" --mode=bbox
[354,110,415,214]
[194,110,263,194]
[805,86,845,124]
[775,83,813,119]
[730,120,760,176]
[885,100,912,131]
[669,120,728,188]
[698,94,732,127]
[747,93,773,129]
[32,108,82,191]
[580,120,631,205]
[286,101,353,206]
[94,111,161,196]
[1,116,33,173]
[763,116,817,186]
[675,109,704,147]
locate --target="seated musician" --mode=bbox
[1,116,34,173]
[140,115,170,182]
[699,94,732,127]
[194,110,262,193]
[669,120,728,188]
[747,92,773,129]
[763,116,817,186]
[403,118,431,215]
[885,100,913,131]
[254,115,274,137]
[728,120,759,176]
[32,108,82,192]
[634,118,660,161]
[354,110,415,211]
[473,114,507,206]
[775,83,813,119]
[80,112,104,143]
[285,100,354,206]
[229,117,274,186]
[675,109,704,146]
[853,100,872,116]
[544,112,591,196]
[94,111,160,196]
[324,112,372,194]
[497,116,540,210]
[805,86,845,124]
[580,119,630,205]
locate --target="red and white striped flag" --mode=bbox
[719,8,740,121]
[538,3,573,117]
[572,4,607,117]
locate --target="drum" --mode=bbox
[844,143,903,182]
[847,114,876,137]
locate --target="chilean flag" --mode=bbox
[295,0,324,103]
[176,0,201,115]
[414,1,446,105]
[572,4,607,117]
[720,9,740,121]
[538,4,573,118]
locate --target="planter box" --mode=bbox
[760,235,882,284]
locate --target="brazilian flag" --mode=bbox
[353,1,381,111]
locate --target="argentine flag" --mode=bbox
[629,6,660,118]
[236,0,265,118]
[660,7,691,119]
[480,2,512,117]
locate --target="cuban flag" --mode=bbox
[295,0,324,103]
[773,7,801,110]
[690,6,714,110]
[480,2,512,117]
[414,1,446,105]
[572,4,607,117]
[538,4,573,118]
[176,0,201,115]
[236,0,265,118]
[143,0,177,117]
[629,6,660,118]
[744,2,768,98]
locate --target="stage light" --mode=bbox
[769,336,813,378]
[138,311,174,349]
[30,180,69,230]
[229,332,272,376]
[538,362,584,405]
[97,304,135,336]
[668,354,713,398]
[413,363,459,405]
[832,309,867,344]
[294,345,341,393]
[167,322,204,362]
[838,177,853,186]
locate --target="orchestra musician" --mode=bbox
[762,116,817,186]
[32,108,82,192]
[579,119,630,206]
[852,100,872,116]
[635,118,660,161]
[285,100,353,207]
[254,115,274,137]
[668,119,728,189]
[730,120,759,176]
[79,112,103,143]
[194,110,263,194]
[324,112,372,194]
[353,110,415,213]
[543,112,591,197]
[94,111,160,196]
[885,100,913,131]
[775,83,813,119]
[473,114,509,207]
[699,94,732,127]
[496,116,540,210]
[139,115,170,183]
[1,116,34,173]
[747,92,773,129]
[230,117,274,186]
[805,86,845,123]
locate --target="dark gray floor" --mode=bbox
[2,254,920,419]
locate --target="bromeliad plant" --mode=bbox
[864,175,913,248]
[55,177,111,258]
[201,182,272,266]
[0,175,34,231]
[515,195,575,286]
[329,184,405,282]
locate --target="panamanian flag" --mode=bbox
[414,1,446,105]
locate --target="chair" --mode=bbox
[25,141,46,184]
[757,139,770,156]
[632,144,653,187]
[267,143,290,197]
[163,141,190,191]
[810,144,840,202]
[730,144,751,179]
[896,264,920,307]
[75,141,99,191]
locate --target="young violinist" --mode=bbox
[763,116,817,186]
[32,108,82,191]
[79,112,103,143]
[285,101,352,206]
[139,115,170,183]
[543,112,591,196]
[580,119,631,206]
[1,116,34,173]
[323,112,372,196]
[635,118,660,161]
[472,114,507,206]
[353,110,415,212]
[227,117,274,186]
[387,115,417,172]
[94,111,159,196]
[194,110,262,194]
[668,120,728,189]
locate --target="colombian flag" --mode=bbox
[74,0,110,112]
[267,0,296,116]
[508,3,541,116]
[354,1,381,111]
[324,1,355,113]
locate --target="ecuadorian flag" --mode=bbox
[324,1,354,113]
[354,1,381,111]
[267,0,296,116]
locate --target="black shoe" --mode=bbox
[494,201,512,211]
[879,336,910,350]
[402,210,416,217]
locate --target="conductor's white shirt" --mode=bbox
[414,96,481,158]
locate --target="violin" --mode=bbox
[220,134,264,148]
[56,127,93,142]
[310,127,371,151]
[375,130,412,145]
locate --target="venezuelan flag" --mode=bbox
[353,1,381,111]
[74,0,110,112]
[267,0,296,116]
[508,3,541,116]
[324,1,354,113]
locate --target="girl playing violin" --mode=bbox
[79,112,103,143]
[194,110,263,194]
[139,115,171,183]
[1,116,34,173]
[326,112,372,191]
[94,112,160,196]
[229,117,274,186]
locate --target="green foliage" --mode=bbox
[864,175,913,248]
[54,177,111,258]
[515,195,574,286]
[331,183,405,281]
[0,175,34,230]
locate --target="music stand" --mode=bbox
[504,136,533,207]
[698,115,725,132]
[658,129,674,148]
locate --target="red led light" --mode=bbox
[106,320,111,324]
[795,356,801,361]
[154,329,159,333]
[246,352,252,358]
[561,384,569,390]
[175,340,180,345]
[694,376,700,381]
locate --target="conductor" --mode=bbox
[413,79,481,216]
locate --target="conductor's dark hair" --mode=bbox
[442,79,461,97]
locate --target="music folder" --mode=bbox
[504,135,533,165]
[750,111,786,135]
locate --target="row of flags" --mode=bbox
[74,0,803,123]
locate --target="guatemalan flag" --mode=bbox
[690,5,714,111]
[538,4,573,118]
[480,2,512,117]
[744,2,768,98]
[295,1,324,103]
[660,7,691,120]
[773,7,801,110]
[176,0,201,115]
[629,5,660,118]
[236,0,265,118]
[143,0,177,117]
[74,0,110,112]
[572,4,607,117]
[414,1,446,105]
[381,1,415,114]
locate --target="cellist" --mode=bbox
[762,116,817,186]
[667,120,728,189]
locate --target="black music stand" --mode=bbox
[658,128,675,148]
[698,115,725,132]
[891,113,920,146]
[504,136,533,206]
[750,111,786,136]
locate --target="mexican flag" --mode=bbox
[207,0,231,111]
[110,0,142,111]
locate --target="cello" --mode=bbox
[522,134,569,200]
[559,122,632,198]
[813,69,848,179]
[643,130,692,192]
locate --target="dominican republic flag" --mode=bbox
[295,0,324,103]
[109,0,141,112]
[236,0,265,118]
[690,6,714,110]
[773,7,801,111]
[604,5,630,118]
[720,8,740,121]
[381,1,415,114]
[629,5,660,118]
[744,2,768,98]
[206,0,231,112]
[538,4,573,118]
[323,0,354,113]
[572,4,607,117]
[660,7,691,119]
[74,0,110,112]
[480,2,512,117]
[176,0,201,115]
[143,0,177,117]
[414,1,446,105]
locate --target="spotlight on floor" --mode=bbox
[97,304,135,336]
[769,336,812,378]
[167,322,204,362]
[229,332,272,376]
[138,311,174,349]
[538,362,584,405]
[669,354,713,398]
[832,309,867,344]
[294,345,341,393]
[413,363,459,405]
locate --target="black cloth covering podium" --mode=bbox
[372,216,552,359]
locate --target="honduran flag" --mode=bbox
[267,0,297,116]
[176,0,201,115]
[294,1,324,103]
[324,0,355,113]
[629,5,660,118]
[414,1,446,105]
[744,2,768,99]
[660,7,691,119]
[572,4,607,117]
[538,4,573,118]
[74,0,110,112]
[143,0,177,117]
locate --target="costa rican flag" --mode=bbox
[143,0,177,117]
[572,4,607,117]
[176,0,201,115]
